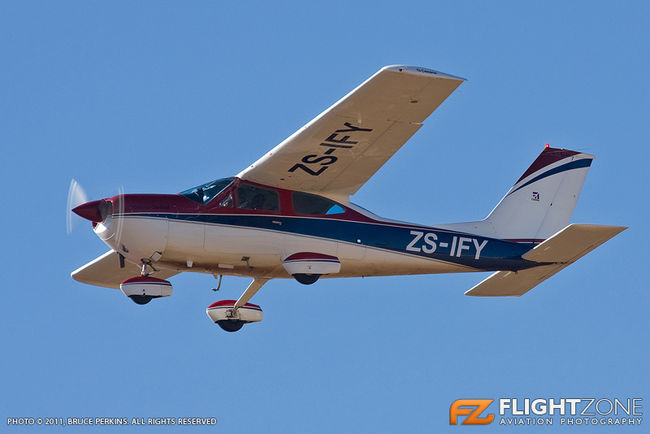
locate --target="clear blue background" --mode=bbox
[1,1,648,432]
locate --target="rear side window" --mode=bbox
[236,184,279,211]
[292,192,344,215]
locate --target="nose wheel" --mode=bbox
[120,260,173,305]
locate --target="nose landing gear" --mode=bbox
[120,259,172,304]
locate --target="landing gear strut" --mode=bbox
[125,260,156,304]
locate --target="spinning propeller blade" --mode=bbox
[66,179,125,239]
[66,179,89,234]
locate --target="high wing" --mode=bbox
[237,65,464,200]
[71,250,179,289]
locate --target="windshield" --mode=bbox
[180,177,234,204]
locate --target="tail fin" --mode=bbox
[485,146,594,241]
[437,146,595,241]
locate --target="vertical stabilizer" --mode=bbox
[485,147,594,241]
[437,146,595,241]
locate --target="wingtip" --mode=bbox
[381,65,467,81]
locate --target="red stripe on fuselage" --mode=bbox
[107,177,503,237]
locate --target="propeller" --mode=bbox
[66,179,125,242]
[66,179,90,234]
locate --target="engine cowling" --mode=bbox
[120,276,172,304]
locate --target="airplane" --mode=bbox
[70,65,626,332]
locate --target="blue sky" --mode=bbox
[1,1,648,433]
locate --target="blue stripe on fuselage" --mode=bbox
[126,213,539,271]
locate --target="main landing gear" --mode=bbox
[206,278,268,332]
[218,319,246,333]
[206,300,263,332]
[206,252,341,331]
[282,252,339,285]
[129,294,153,305]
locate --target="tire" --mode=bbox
[216,320,245,332]
[129,295,153,305]
[293,273,320,285]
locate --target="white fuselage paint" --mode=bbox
[96,216,478,279]
[406,230,489,260]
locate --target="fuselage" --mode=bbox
[91,177,539,279]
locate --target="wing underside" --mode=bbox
[71,250,179,289]
[238,65,464,200]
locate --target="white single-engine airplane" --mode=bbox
[71,65,626,332]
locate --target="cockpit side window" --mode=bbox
[292,192,345,215]
[236,184,279,211]
[218,193,233,208]
[180,177,234,204]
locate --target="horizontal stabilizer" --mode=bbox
[521,224,627,263]
[466,224,626,296]
[72,250,179,289]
